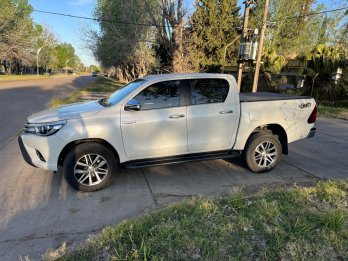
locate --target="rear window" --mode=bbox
[190,79,229,105]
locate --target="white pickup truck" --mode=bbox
[19,73,317,191]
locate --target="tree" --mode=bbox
[52,43,76,69]
[34,24,57,70]
[305,44,345,75]
[0,0,81,74]
[114,42,159,82]
[143,0,188,72]
[90,0,194,74]
[336,12,348,58]
[89,65,100,73]
[250,0,325,57]
[189,0,240,71]
[297,44,347,101]
[90,0,158,81]
[0,0,35,73]
[262,47,285,74]
[160,0,185,72]
[93,0,152,66]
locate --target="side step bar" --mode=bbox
[122,150,241,169]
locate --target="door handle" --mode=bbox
[169,114,185,119]
[219,110,233,114]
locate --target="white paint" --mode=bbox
[20,73,316,171]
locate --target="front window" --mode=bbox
[100,79,146,107]
[134,80,181,110]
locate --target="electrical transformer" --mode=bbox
[238,41,258,61]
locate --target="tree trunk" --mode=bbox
[145,0,184,73]
[172,24,183,72]
[169,0,184,73]
[3,60,9,74]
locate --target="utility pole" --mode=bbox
[237,1,252,92]
[252,0,269,93]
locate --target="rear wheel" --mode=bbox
[244,133,282,173]
[63,143,117,192]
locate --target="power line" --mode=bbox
[270,6,347,22]
[33,6,348,29]
[33,9,241,30]
[33,9,161,28]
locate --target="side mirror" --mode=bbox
[124,99,141,111]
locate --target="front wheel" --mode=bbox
[63,143,117,192]
[244,133,282,173]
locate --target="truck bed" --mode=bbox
[240,92,310,102]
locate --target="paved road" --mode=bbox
[0,76,95,147]
[0,79,347,260]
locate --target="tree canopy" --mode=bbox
[90,0,157,81]
[0,0,84,74]
[189,0,240,71]
[0,0,34,66]
[53,43,77,69]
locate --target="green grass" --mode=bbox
[0,74,72,82]
[50,77,123,107]
[46,181,348,260]
[318,104,348,120]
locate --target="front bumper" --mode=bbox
[18,134,66,171]
[307,127,316,138]
[18,136,37,168]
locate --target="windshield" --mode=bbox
[99,79,146,107]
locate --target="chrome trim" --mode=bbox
[169,114,185,119]
[124,99,141,111]
[219,110,233,114]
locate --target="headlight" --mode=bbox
[23,120,66,136]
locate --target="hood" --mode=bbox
[27,101,104,123]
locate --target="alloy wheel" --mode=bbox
[254,141,278,168]
[74,154,109,186]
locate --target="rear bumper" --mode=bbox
[307,127,316,138]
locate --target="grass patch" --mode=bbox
[318,104,348,120]
[50,77,123,108]
[0,74,72,83]
[46,181,348,260]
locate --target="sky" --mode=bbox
[29,0,345,67]
[29,0,99,66]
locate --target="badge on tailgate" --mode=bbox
[299,102,311,109]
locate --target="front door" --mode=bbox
[121,80,188,159]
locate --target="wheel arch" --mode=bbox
[58,138,120,166]
[248,124,288,155]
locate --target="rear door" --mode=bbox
[186,78,239,152]
[121,79,188,159]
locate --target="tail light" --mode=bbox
[307,105,317,124]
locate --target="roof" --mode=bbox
[141,73,234,81]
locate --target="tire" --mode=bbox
[244,133,282,173]
[63,143,117,192]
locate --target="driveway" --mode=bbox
[0,78,347,260]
